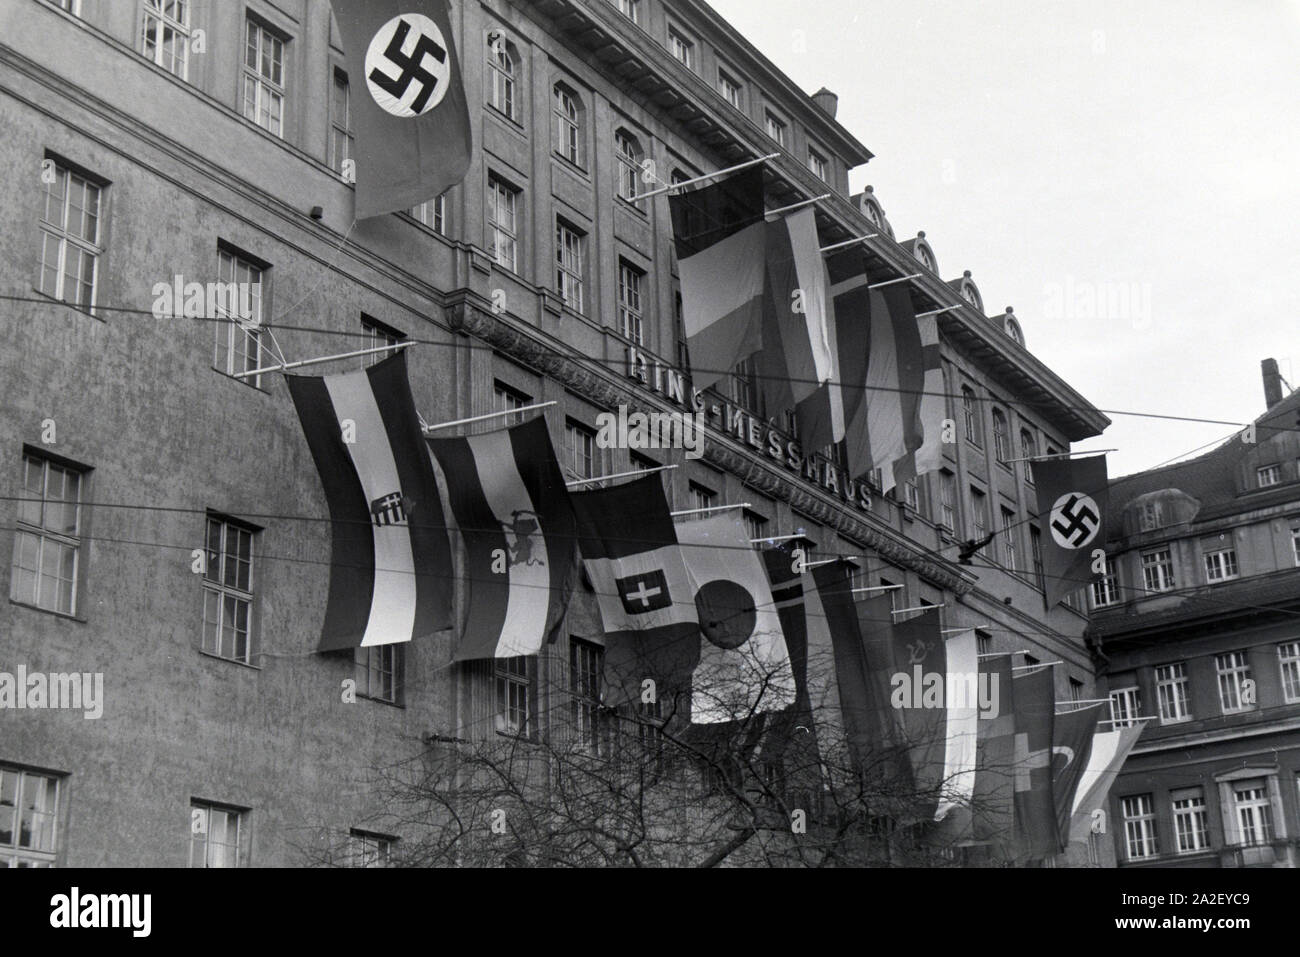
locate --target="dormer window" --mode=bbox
[1257,464,1281,488]
[807,147,829,183]
[1139,501,1164,532]
[1004,315,1025,346]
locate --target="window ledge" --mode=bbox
[29,287,103,323]
[8,598,87,623]
[356,694,405,709]
[197,649,262,671]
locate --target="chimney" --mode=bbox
[1262,357,1284,409]
[811,87,838,119]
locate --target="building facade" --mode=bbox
[2,0,1108,866]
[1090,362,1300,868]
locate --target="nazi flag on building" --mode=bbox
[328,0,472,218]
[1032,454,1110,609]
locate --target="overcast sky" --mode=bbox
[708,0,1300,477]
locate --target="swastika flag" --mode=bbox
[1032,454,1110,608]
[328,0,472,219]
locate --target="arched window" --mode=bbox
[1020,428,1038,482]
[552,84,581,165]
[863,198,883,227]
[615,129,643,204]
[962,386,981,446]
[915,242,936,272]
[992,408,1010,464]
[487,34,519,122]
[959,272,983,312]
[1004,315,1025,346]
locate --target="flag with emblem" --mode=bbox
[1012,666,1059,860]
[1052,702,1104,844]
[668,166,767,391]
[328,0,472,219]
[756,207,845,454]
[1033,454,1110,608]
[890,298,946,490]
[570,473,698,704]
[427,417,577,659]
[286,351,452,651]
[675,514,794,724]
[1068,721,1146,843]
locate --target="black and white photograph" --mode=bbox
[0,0,1293,934]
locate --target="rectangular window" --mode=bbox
[611,0,641,25]
[1204,547,1238,583]
[1215,651,1253,713]
[409,194,447,235]
[493,381,531,414]
[1141,549,1176,593]
[939,470,956,532]
[1172,790,1209,854]
[615,130,642,205]
[976,630,992,657]
[1292,527,1300,566]
[555,220,585,313]
[618,260,645,344]
[494,657,533,738]
[969,487,988,540]
[1030,525,1045,591]
[668,27,694,69]
[1121,794,1158,860]
[354,644,404,704]
[1109,686,1140,728]
[742,509,767,545]
[0,766,61,867]
[1257,464,1281,488]
[213,246,266,387]
[11,451,84,616]
[999,507,1017,572]
[201,515,256,665]
[37,159,103,312]
[47,0,81,13]
[141,0,191,79]
[243,17,286,137]
[1279,641,1300,703]
[1069,678,1084,702]
[487,37,517,122]
[807,147,828,183]
[349,829,395,867]
[1092,556,1119,607]
[360,315,405,368]
[962,387,981,446]
[765,111,787,147]
[992,409,1011,464]
[718,69,741,108]
[487,175,519,272]
[565,419,599,480]
[903,479,920,514]
[1234,784,1274,846]
[189,802,244,868]
[330,69,354,176]
[553,86,581,165]
[1155,662,1191,723]
[570,638,606,754]
[688,481,715,518]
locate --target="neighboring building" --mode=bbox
[1,0,1107,866]
[1090,360,1300,868]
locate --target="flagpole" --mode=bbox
[978,650,1031,658]
[752,533,806,544]
[819,233,879,254]
[867,273,921,290]
[1004,449,1117,464]
[633,153,779,202]
[915,306,962,319]
[852,584,903,593]
[670,502,751,517]
[565,464,678,488]
[767,194,830,219]
[1012,660,1063,671]
[890,604,945,615]
[234,340,412,379]
[422,401,556,433]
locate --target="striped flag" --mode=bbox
[757,207,845,453]
[428,417,577,659]
[1068,722,1145,843]
[286,351,452,651]
[892,302,946,489]
[933,629,981,822]
[570,473,698,705]
[676,515,794,724]
[826,248,872,475]
[669,166,767,391]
